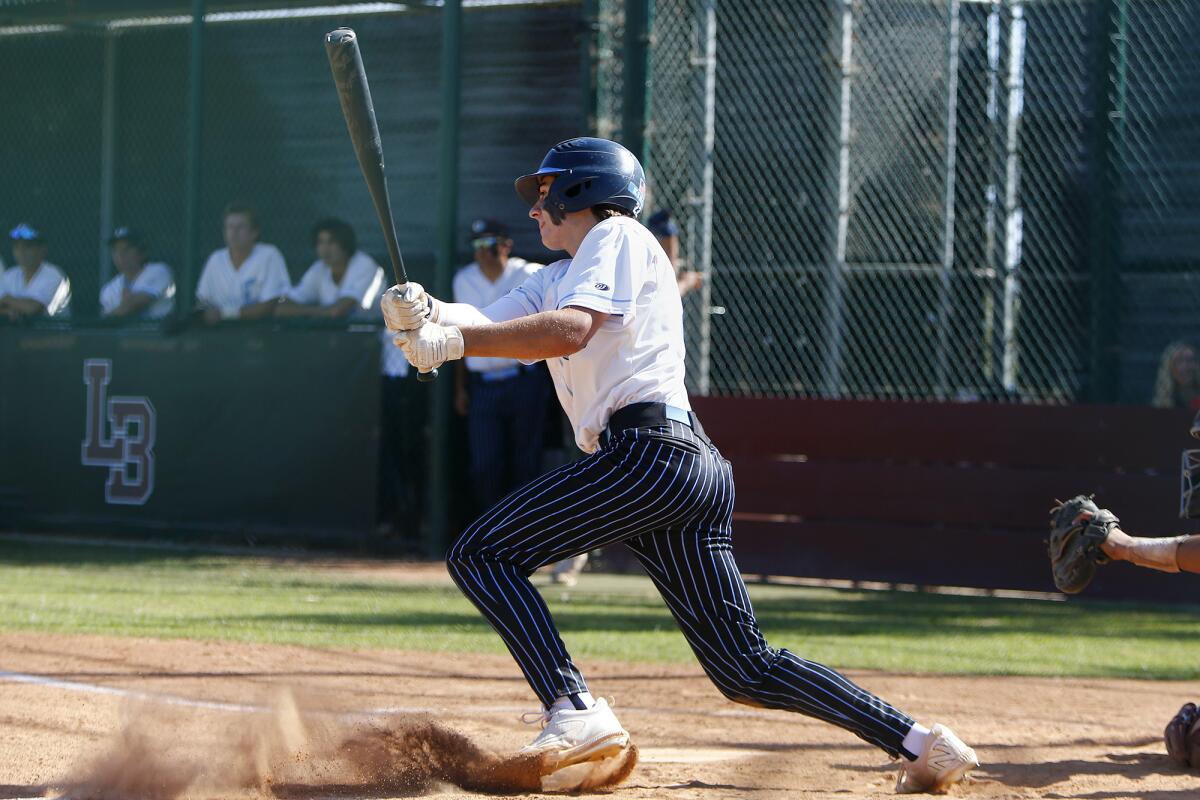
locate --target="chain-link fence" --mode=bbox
[0,1,582,320]
[4,0,1199,406]
[603,0,1200,404]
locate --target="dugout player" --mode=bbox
[452,218,551,512]
[382,138,979,793]
[99,227,176,319]
[196,203,290,323]
[0,223,70,320]
[275,218,383,319]
[646,208,702,297]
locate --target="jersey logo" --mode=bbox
[594,283,610,291]
[80,359,157,506]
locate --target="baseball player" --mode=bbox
[99,227,176,319]
[275,218,383,319]
[1049,496,1200,587]
[0,223,70,320]
[382,137,979,793]
[1049,419,1200,769]
[646,208,702,297]
[195,203,290,323]
[452,218,551,512]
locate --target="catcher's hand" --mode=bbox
[1047,495,1118,594]
[1166,702,1200,768]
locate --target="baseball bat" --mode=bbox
[325,27,436,382]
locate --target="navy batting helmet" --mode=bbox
[514,137,646,220]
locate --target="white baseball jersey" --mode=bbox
[380,326,410,378]
[196,243,290,316]
[0,261,71,316]
[99,262,176,319]
[288,251,384,311]
[452,256,541,374]
[479,216,690,452]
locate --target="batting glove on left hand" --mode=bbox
[394,320,464,373]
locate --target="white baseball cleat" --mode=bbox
[895,723,979,794]
[520,697,630,767]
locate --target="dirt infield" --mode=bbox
[0,631,1197,799]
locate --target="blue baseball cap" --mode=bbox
[108,226,145,247]
[9,223,43,243]
[646,209,678,238]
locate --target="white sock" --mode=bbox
[551,691,596,712]
[902,723,932,760]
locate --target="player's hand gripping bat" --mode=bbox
[325,27,436,381]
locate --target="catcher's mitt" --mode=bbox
[1165,702,1200,768]
[1047,495,1118,594]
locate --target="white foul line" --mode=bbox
[0,668,780,721]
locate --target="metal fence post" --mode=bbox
[581,0,600,133]
[694,0,717,396]
[1087,0,1121,402]
[824,0,854,399]
[622,0,651,162]
[429,0,462,558]
[1000,0,1026,394]
[98,30,118,294]
[935,0,962,399]
[180,0,206,319]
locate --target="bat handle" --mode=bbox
[417,369,438,382]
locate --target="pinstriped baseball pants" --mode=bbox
[446,419,918,758]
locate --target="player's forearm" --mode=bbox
[239,299,281,320]
[459,309,592,361]
[433,300,492,327]
[4,297,47,317]
[110,294,154,318]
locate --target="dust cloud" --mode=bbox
[55,689,637,799]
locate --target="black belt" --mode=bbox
[603,401,710,446]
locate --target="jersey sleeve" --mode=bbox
[99,276,121,315]
[451,268,469,303]
[338,253,384,308]
[554,221,635,315]
[287,262,323,304]
[195,254,218,307]
[480,265,551,322]
[26,267,66,309]
[39,268,71,316]
[257,246,291,302]
[133,264,173,299]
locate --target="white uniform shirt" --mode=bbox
[196,243,290,316]
[288,251,384,311]
[452,256,541,374]
[99,262,176,319]
[0,262,71,316]
[380,326,410,378]
[479,216,690,452]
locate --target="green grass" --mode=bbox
[0,536,1198,680]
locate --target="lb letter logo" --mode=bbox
[80,359,157,505]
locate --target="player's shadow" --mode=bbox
[0,786,46,798]
[984,750,1189,788]
[840,745,1194,794]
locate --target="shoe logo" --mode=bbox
[594,283,609,291]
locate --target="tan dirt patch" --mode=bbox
[0,631,1197,799]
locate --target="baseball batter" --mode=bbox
[382,138,978,793]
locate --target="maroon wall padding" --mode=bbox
[685,396,1200,603]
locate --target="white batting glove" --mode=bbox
[393,320,464,373]
[382,282,442,331]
